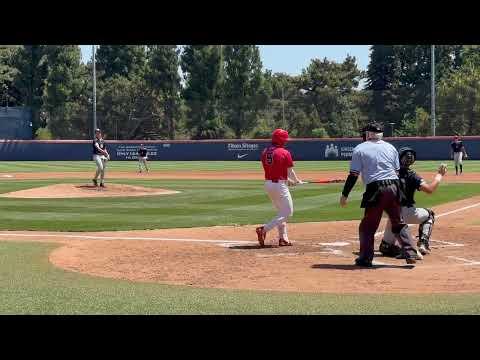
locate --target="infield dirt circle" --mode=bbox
[1,169,480,294]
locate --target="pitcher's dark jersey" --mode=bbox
[451,141,464,153]
[93,138,105,155]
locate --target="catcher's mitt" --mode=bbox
[438,163,447,176]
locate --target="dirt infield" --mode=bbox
[1,168,479,294]
[0,183,179,198]
[0,195,478,294]
[2,170,480,183]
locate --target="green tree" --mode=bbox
[42,45,89,138]
[181,45,225,139]
[222,45,266,138]
[146,45,182,139]
[437,62,480,135]
[366,45,464,135]
[0,45,21,106]
[298,56,363,137]
[96,45,147,80]
[12,45,49,132]
[97,74,159,140]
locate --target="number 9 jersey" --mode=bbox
[261,145,294,181]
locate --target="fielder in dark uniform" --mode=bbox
[451,135,468,175]
[379,147,447,257]
[340,123,419,267]
[92,128,109,187]
[137,144,149,173]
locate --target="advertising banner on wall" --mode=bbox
[0,137,478,161]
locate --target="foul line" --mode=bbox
[374,201,480,237]
[0,201,479,247]
[0,232,256,245]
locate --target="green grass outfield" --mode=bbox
[0,159,478,172]
[0,179,478,232]
[0,161,479,314]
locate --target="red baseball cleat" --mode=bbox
[256,227,266,247]
[279,239,292,246]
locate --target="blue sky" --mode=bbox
[80,45,371,74]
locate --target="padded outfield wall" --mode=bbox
[0,137,478,161]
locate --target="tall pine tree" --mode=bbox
[181,45,224,139]
[223,45,266,138]
[146,45,182,139]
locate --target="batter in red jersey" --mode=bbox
[256,129,305,247]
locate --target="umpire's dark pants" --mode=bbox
[359,182,416,262]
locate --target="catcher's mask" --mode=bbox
[399,147,416,168]
[272,128,289,147]
[361,122,384,142]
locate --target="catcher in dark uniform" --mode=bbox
[379,147,447,257]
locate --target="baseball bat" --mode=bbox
[299,179,345,184]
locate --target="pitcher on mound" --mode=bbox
[256,129,304,247]
[92,128,110,188]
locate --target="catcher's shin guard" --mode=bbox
[418,208,435,252]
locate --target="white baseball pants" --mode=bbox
[263,180,294,241]
[93,154,107,183]
[138,157,149,171]
[383,206,430,245]
[454,152,463,166]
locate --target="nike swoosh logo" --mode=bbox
[237,154,248,159]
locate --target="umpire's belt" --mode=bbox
[366,179,398,191]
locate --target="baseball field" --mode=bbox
[2,160,480,314]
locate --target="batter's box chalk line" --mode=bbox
[317,242,350,247]
[430,239,465,248]
[256,248,345,258]
[446,256,480,266]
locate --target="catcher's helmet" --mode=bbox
[272,129,289,147]
[399,146,416,167]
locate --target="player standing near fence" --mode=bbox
[256,129,304,247]
[340,123,420,267]
[92,128,110,188]
[137,144,149,173]
[451,135,468,175]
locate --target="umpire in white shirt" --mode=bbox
[340,122,420,267]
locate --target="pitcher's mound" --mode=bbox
[0,183,180,199]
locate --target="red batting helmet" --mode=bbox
[272,129,289,146]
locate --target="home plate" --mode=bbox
[1,175,13,178]
[318,242,350,247]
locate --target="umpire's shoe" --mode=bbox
[355,257,373,268]
[92,179,98,187]
[396,249,423,264]
[379,240,401,257]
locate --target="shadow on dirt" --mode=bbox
[229,245,278,250]
[311,264,415,270]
